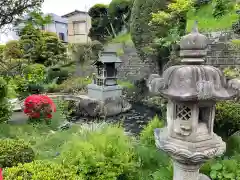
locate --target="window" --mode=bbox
[73,21,86,35]
[176,104,191,121]
[198,107,210,126]
[59,33,65,41]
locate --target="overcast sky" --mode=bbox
[42,0,112,16]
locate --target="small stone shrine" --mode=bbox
[147,23,239,180]
[87,51,123,101]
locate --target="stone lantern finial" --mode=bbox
[180,21,208,64]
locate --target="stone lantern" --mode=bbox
[148,23,238,180]
[87,51,123,101]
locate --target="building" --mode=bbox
[45,13,68,43]
[0,13,68,44]
[62,10,91,44]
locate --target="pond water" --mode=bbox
[73,103,163,135]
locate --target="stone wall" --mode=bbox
[105,43,158,82]
[117,45,158,81]
[204,31,240,67]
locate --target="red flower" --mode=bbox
[24,95,56,120]
[0,168,2,180]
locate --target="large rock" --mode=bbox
[61,95,132,118]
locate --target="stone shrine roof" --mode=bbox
[93,52,121,65]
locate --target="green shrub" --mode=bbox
[4,40,23,59]
[212,0,232,18]
[208,159,240,180]
[57,125,137,179]
[46,67,69,84]
[44,83,59,93]
[134,116,171,179]
[223,67,240,79]
[140,115,165,146]
[23,63,46,84]
[4,160,83,180]
[0,139,34,168]
[226,135,240,156]
[0,77,12,123]
[57,77,91,93]
[215,101,240,138]
[0,77,8,99]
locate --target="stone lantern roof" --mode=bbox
[151,23,237,101]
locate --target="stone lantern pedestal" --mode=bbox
[155,128,225,180]
[148,23,238,180]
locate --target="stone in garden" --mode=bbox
[9,98,22,111]
[148,22,239,180]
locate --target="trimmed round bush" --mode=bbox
[4,160,83,180]
[0,139,34,168]
[214,101,240,138]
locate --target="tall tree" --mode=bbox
[17,11,52,30]
[88,4,116,42]
[108,0,133,32]
[0,0,43,28]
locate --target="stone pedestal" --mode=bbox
[154,128,226,180]
[173,162,210,180]
[87,84,123,101]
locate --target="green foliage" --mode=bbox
[212,0,232,18]
[111,33,133,45]
[108,0,133,31]
[187,3,238,32]
[0,77,12,123]
[19,24,67,66]
[88,4,113,42]
[130,0,168,58]
[20,11,52,30]
[41,31,68,66]
[209,159,240,180]
[0,45,5,60]
[23,63,46,84]
[226,135,240,156]
[19,24,43,62]
[56,77,91,93]
[215,101,240,138]
[140,115,165,146]
[11,64,46,98]
[46,67,69,84]
[135,116,172,180]
[0,139,34,168]
[57,125,137,179]
[0,77,8,99]
[223,67,240,79]
[228,39,240,51]
[4,160,83,180]
[70,41,103,66]
[4,40,22,59]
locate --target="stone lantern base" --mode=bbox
[154,128,226,180]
